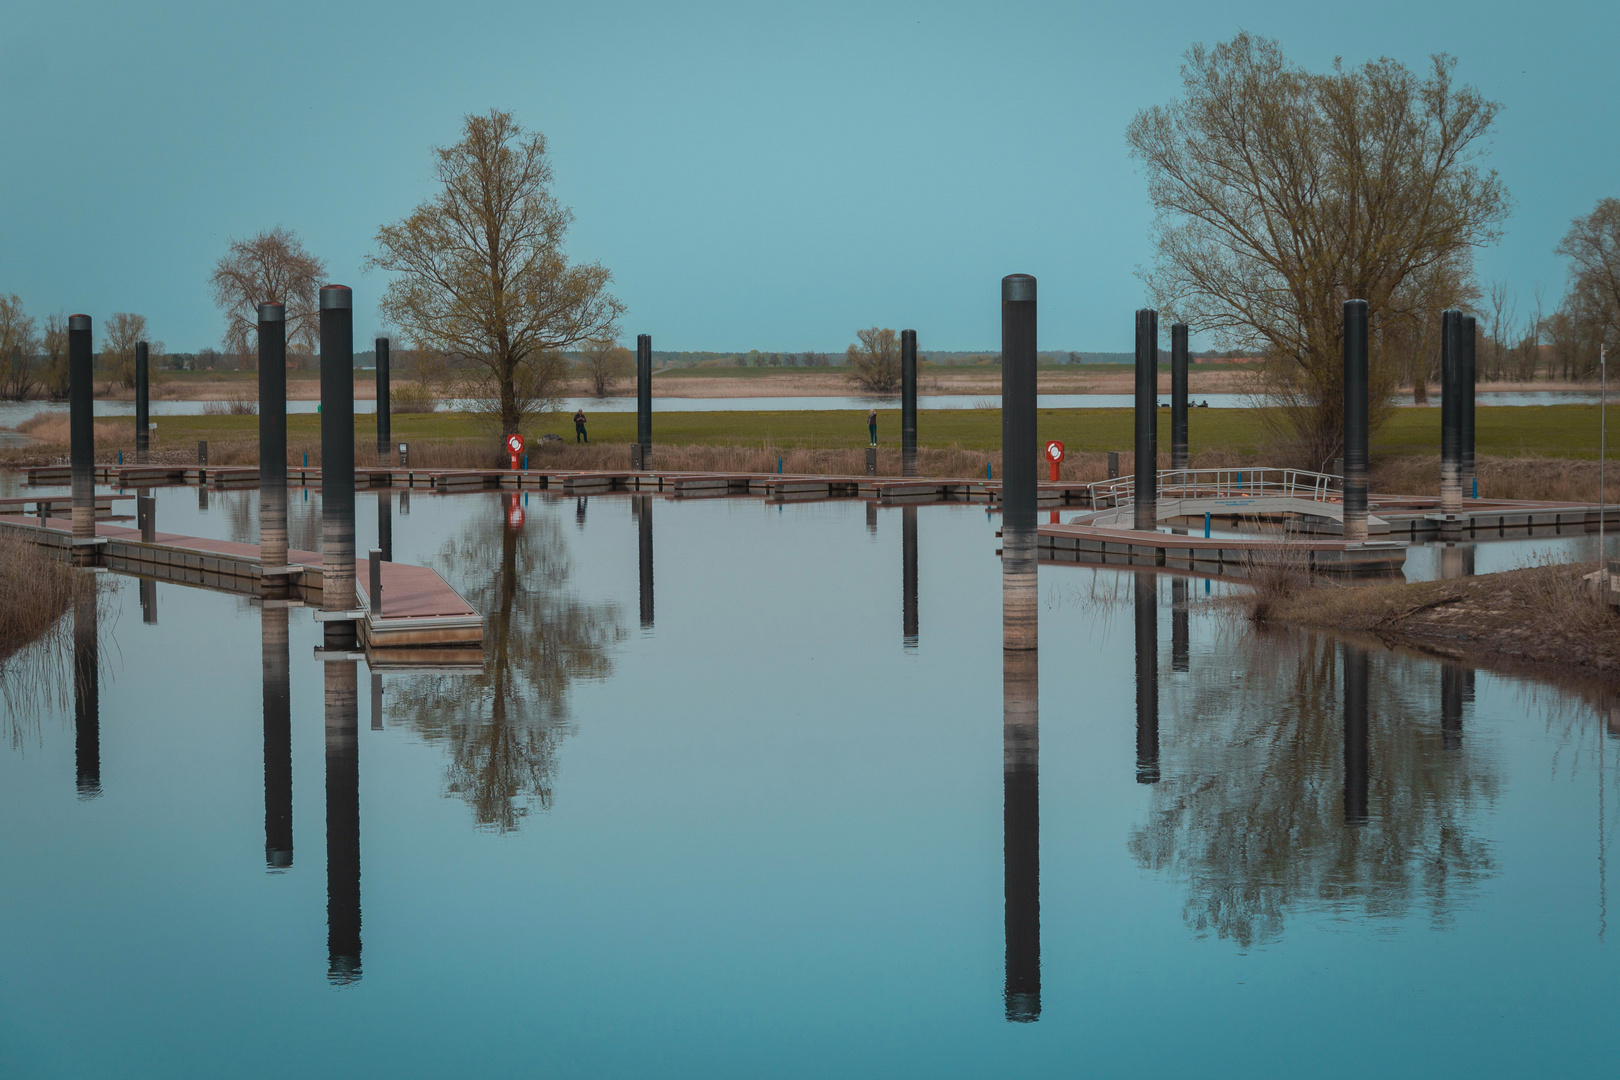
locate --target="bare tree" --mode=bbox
[846,327,901,393]
[580,338,633,397]
[1127,33,1510,465]
[100,312,162,389]
[210,227,326,357]
[0,294,38,400]
[368,110,623,436]
[39,314,69,399]
[1553,199,1620,371]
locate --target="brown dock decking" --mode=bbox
[0,514,482,652]
[1030,520,1410,575]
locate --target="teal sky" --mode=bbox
[2,0,1615,353]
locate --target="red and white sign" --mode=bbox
[1045,440,1064,463]
[506,433,525,455]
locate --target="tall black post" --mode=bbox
[999,274,1039,1023]
[1441,663,1464,751]
[1343,643,1369,827]
[1171,576,1189,673]
[1002,635,1039,1022]
[1343,300,1369,543]
[263,606,293,869]
[901,329,918,478]
[371,673,384,732]
[638,494,654,630]
[1001,276,1037,530]
[73,587,100,800]
[902,505,918,649]
[1133,310,1159,532]
[1440,309,1463,514]
[1170,323,1188,471]
[1134,571,1159,783]
[134,341,149,463]
[69,314,95,543]
[636,334,652,463]
[1461,315,1477,494]
[377,491,393,564]
[259,303,289,583]
[320,286,356,644]
[325,659,361,984]
[375,337,390,466]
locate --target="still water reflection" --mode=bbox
[3,492,1620,1076]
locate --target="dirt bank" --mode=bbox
[1264,563,1620,683]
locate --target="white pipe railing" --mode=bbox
[1085,467,1342,510]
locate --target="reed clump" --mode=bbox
[1371,454,1609,502]
[0,531,94,663]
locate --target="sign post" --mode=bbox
[506,432,525,471]
[1044,440,1064,483]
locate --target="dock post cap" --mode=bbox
[258,302,286,321]
[1345,298,1368,311]
[1001,275,1037,302]
[319,285,352,309]
[69,314,92,330]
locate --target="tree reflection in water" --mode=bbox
[1130,629,1501,948]
[390,497,625,831]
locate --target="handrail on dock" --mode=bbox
[1085,467,1342,510]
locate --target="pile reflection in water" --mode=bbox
[1001,505,1039,1022]
[634,495,654,630]
[262,606,292,870]
[325,658,361,984]
[390,497,626,831]
[1135,572,1159,784]
[902,507,918,649]
[74,586,100,800]
[1130,630,1501,948]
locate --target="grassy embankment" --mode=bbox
[9,403,1616,501]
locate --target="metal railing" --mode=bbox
[1085,467,1342,510]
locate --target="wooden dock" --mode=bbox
[0,513,482,653]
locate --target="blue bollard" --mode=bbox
[1204,512,1211,538]
[987,463,993,480]
[303,452,308,468]
[1472,477,1478,498]
[522,454,528,470]
[777,456,783,474]
[118,450,123,465]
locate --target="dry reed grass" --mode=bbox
[0,531,94,662]
[1371,454,1610,502]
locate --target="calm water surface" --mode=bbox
[3,490,1619,1077]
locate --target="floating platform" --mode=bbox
[1031,521,1409,575]
[0,514,482,654]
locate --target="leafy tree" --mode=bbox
[846,327,901,393]
[1127,33,1510,465]
[369,110,623,436]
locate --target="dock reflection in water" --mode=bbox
[7,494,1620,1075]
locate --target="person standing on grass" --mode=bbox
[574,408,588,443]
[867,408,877,446]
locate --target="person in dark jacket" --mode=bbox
[574,409,588,443]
